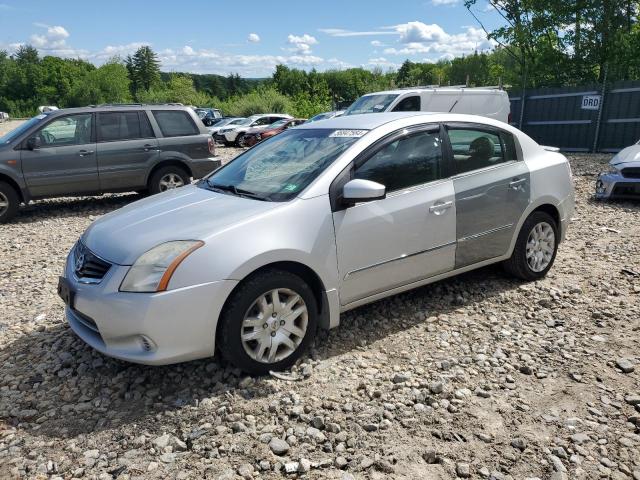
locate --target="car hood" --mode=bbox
[82,185,280,265]
[611,144,640,167]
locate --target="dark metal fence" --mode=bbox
[509,80,640,152]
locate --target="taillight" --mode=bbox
[207,136,215,155]
[508,112,513,124]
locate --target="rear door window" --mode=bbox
[392,95,421,112]
[152,110,199,137]
[446,128,505,175]
[98,112,145,142]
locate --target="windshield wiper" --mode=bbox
[208,182,271,201]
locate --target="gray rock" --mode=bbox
[237,463,254,479]
[268,437,290,456]
[616,358,634,373]
[392,373,410,383]
[430,381,444,394]
[456,462,471,478]
[570,433,590,445]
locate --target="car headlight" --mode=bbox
[120,240,204,293]
[606,165,620,175]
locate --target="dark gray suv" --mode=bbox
[0,104,220,222]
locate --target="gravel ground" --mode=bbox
[0,142,639,480]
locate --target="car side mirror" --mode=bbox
[342,179,386,203]
[27,136,41,150]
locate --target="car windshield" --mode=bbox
[309,112,330,122]
[202,128,365,201]
[0,114,48,144]
[344,94,399,115]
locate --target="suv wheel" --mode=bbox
[0,181,19,223]
[503,211,558,281]
[148,166,190,195]
[235,134,246,147]
[218,269,318,375]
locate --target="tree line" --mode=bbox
[1,1,639,118]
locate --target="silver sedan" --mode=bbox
[60,112,575,374]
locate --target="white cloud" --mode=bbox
[366,57,400,69]
[247,33,260,43]
[319,28,397,37]
[383,22,494,58]
[286,33,318,55]
[371,40,386,47]
[431,0,459,5]
[29,24,70,50]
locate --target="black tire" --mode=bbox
[235,133,246,147]
[147,165,190,195]
[503,211,559,281]
[218,269,318,375]
[0,181,19,224]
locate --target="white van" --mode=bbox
[343,87,511,123]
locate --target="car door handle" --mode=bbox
[429,200,453,215]
[142,144,157,152]
[78,149,94,157]
[509,178,527,190]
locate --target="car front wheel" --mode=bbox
[218,269,318,375]
[235,133,246,147]
[0,181,19,224]
[503,211,559,280]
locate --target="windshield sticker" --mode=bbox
[329,129,368,138]
[283,184,299,192]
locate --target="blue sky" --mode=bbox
[0,0,502,77]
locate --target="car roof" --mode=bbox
[296,111,516,132]
[361,88,505,96]
[44,104,191,116]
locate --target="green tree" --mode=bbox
[126,46,160,96]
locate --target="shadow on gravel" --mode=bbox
[0,264,516,440]
[0,321,279,439]
[13,193,142,225]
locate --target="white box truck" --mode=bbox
[343,87,511,123]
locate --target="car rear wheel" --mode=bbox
[235,133,246,147]
[503,211,558,280]
[0,181,19,224]
[218,269,318,375]
[148,166,190,195]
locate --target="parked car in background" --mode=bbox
[344,87,510,123]
[38,105,59,113]
[208,117,246,137]
[59,111,574,374]
[307,110,344,123]
[243,118,307,147]
[0,104,220,223]
[0,112,8,122]
[596,140,640,199]
[194,107,222,126]
[215,113,292,147]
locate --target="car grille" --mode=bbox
[621,167,640,179]
[612,182,640,198]
[73,242,111,281]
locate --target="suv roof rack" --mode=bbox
[398,85,504,91]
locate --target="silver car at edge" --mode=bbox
[59,112,575,374]
[595,140,640,199]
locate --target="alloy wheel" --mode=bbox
[0,191,8,217]
[525,221,555,272]
[241,288,308,364]
[158,173,185,191]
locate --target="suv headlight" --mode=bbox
[606,165,619,175]
[120,241,204,293]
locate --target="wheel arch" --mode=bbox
[218,260,333,338]
[145,159,193,185]
[508,197,563,257]
[0,173,26,203]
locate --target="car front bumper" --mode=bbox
[62,248,238,365]
[595,172,640,199]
